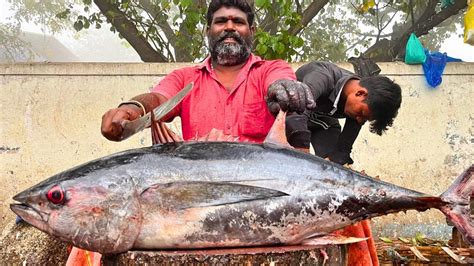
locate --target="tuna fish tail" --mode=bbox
[439,165,474,245]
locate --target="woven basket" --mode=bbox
[377,239,474,265]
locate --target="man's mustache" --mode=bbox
[216,32,244,45]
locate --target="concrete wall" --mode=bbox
[1,62,473,240]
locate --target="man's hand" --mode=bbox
[326,150,354,166]
[266,79,316,115]
[101,104,143,141]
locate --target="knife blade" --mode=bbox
[120,82,194,140]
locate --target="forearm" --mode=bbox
[130,93,164,113]
[128,92,176,122]
[286,113,311,149]
[330,119,361,165]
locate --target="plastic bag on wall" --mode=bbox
[465,0,474,45]
[405,33,426,64]
[422,51,462,88]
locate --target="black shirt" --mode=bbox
[288,61,362,165]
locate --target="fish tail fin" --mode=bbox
[439,165,474,245]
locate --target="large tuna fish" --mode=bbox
[10,114,474,254]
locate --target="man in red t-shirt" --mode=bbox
[100,1,377,264]
[101,0,314,142]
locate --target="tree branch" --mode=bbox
[362,0,467,61]
[260,0,280,34]
[289,0,329,35]
[93,0,167,62]
[176,0,207,61]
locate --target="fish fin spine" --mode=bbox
[440,165,474,245]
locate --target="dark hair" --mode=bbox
[206,0,255,26]
[360,76,402,135]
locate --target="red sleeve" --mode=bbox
[151,68,191,99]
[263,59,296,92]
[151,66,196,121]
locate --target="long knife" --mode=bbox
[120,82,194,140]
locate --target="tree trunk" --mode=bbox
[93,0,167,62]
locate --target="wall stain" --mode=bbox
[0,146,20,154]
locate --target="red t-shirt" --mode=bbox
[152,54,295,143]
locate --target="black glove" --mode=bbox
[327,150,354,165]
[266,79,316,115]
[286,113,311,148]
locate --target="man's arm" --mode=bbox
[266,80,316,114]
[327,118,362,165]
[283,62,340,150]
[101,67,190,142]
[262,59,316,115]
[101,92,169,141]
[296,62,339,101]
[285,113,311,151]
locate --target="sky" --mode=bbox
[1,1,473,62]
[0,0,140,62]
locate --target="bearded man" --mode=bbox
[101,0,314,143]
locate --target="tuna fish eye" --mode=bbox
[47,185,65,205]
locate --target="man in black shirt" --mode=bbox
[285,61,402,165]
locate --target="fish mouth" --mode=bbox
[10,202,49,232]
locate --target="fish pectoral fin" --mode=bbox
[301,234,368,246]
[140,181,288,210]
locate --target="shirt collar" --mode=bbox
[329,76,360,116]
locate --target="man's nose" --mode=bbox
[224,20,236,30]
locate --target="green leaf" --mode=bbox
[275,42,285,55]
[55,10,70,19]
[398,237,410,244]
[181,0,192,7]
[379,237,393,243]
[255,0,270,8]
[415,232,428,245]
[256,43,268,55]
[73,21,83,31]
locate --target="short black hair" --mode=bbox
[206,0,255,26]
[360,76,402,135]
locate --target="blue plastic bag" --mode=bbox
[422,50,462,88]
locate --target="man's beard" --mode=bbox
[208,31,252,66]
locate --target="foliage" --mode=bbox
[0,23,34,62]
[54,0,208,61]
[7,0,82,33]
[253,0,304,60]
[1,0,468,62]
[299,3,360,62]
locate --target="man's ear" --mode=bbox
[250,25,256,34]
[355,88,368,97]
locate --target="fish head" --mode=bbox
[10,171,143,254]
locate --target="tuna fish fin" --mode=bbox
[264,110,292,148]
[439,165,474,245]
[441,165,474,203]
[140,181,288,210]
[301,234,368,246]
